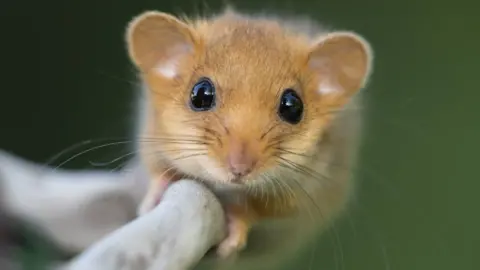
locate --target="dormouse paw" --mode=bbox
[137,192,161,216]
[216,234,247,259]
[137,178,171,216]
[216,213,249,259]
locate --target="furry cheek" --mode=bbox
[197,155,231,183]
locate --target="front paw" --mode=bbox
[216,211,250,259]
[137,192,161,216]
[137,178,171,216]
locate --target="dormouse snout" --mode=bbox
[226,137,258,182]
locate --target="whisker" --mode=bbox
[287,177,344,270]
[264,134,289,150]
[46,134,211,162]
[48,132,214,170]
[212,113,229,134]
[170,152,208,162]
[274,151,401,270]
[275,146,403,200]
[52,141,136,171]
[255,175,269,208]
[263,173,296,212]
[45,139,100,166]
[44,137,138,166]
[260,122,281,140]
[267,176,280,210]
[151,140,210,146]
[110,159,133,172]
[159,146,208,153]
[277,176,297,209]
[175,121,223,145]
[275,148,313,158]
[203,127,222,138]
[277,174,341,269]
[112,148,207,169]
[138,137,211,143]
[276,157,333,185]
[89,151,137,167]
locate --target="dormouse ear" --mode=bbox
[307,32,373,101]
[126,11,199,77]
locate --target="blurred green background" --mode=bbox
[0,0,478,269]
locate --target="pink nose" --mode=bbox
[228,159,254,177]
[227,151,256,177]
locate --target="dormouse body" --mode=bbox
[126,7,373,269]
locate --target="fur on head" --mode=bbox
[126,9,373,188]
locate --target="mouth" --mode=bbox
[231,175,243,184]
[226,174,253,189]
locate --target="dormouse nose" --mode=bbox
[227,139,257,178]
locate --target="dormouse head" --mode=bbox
[126,10,373,187]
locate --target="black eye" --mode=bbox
[278,89,303,124]
[190,78,216,111]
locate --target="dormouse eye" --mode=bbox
[278,89,303,124]
[190,77,216,111]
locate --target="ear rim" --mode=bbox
[307,31,374,94]
[125,10,199,72]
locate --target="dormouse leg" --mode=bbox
[216,204,255,258]
[137,170,179,216]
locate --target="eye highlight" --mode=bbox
[190,77,216,111]
[278,89,303,124]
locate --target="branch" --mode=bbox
[0,150,226,270]
[66,180,226,270]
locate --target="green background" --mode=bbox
[0,0,477,269]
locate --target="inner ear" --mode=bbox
[307,32,373,98]
[126,11,199,77]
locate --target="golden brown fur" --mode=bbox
[126,7,373,269]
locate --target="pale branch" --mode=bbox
[0,150,227,270]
